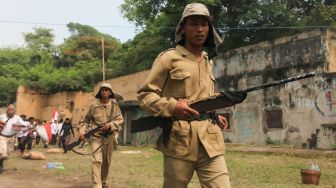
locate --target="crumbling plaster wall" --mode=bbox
[16,70,150,125]
[213,29,336,149]
[16,85,94,125]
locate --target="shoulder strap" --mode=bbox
[109,100,116,120]
[5,116,14,123]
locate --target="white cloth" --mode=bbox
[17,120,31,137]
[50,122,58,134]
[0,114,26,136]
[56,122,63,135]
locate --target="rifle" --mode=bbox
[66,119,114,152]
[131,72,315,134]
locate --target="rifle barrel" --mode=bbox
[243,72,315,93]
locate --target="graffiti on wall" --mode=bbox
[133,128,161,146]
[132,109,161,145]
[315,89,336,117]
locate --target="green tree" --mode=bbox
[23,27,55,53]
[118,0,336,70]
[0,48,33,105]
[57,23,120,68]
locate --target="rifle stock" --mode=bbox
[131,72,315,133]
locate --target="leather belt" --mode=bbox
[0,133,14,138]
[186,112,217,121]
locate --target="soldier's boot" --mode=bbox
[102,182,109,188]
[0,158,4,174]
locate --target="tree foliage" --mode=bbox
[23,27,55,53]
[120,0,336,51]
[1,1,336,106]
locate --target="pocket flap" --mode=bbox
[170,71,191,80]
[207,126,220,134]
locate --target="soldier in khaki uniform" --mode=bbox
[79,83,124,188]
[137,3,231,188]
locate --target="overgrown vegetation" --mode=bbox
[266,136,282,145]
[1,0,336,106]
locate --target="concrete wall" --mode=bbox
[95,70,150,101]
[213,29,336,149]
[16,70,150,123]
[16,86,94,125]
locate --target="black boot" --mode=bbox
[0,158,4,173]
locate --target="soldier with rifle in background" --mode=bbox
[78,83,124,188]
[137,3,232,188]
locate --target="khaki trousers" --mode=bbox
[90,136,113,188]
[163,146,231,188]
[0,135,12,159]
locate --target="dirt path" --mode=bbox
[0,169,91,188]
[0,168,124,188]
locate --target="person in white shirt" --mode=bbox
[0,104,26,173]
[50,121,58,145]
[17,114,28,154]
[17,116,34,154]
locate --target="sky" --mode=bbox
[0,0,138,47]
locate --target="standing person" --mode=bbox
[15,114,28,151]
[57,118,64,148]
[15,114,29,155]
[17,116,34,155]
[137,3,231,188]
[79,83,124,188]
[0,104,26,173]
[60,118,74,153]
[25,117,35,151]
[50,120,58,145]
[34,121,42,145]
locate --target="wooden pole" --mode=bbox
[102,37,105,82]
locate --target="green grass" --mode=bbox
[5,144,336,188]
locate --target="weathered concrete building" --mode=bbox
[15,29,336,149]
[213,29,336,149]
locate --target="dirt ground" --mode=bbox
[0,168,91,188]
[0,145,335,188]
[0,168,123,188]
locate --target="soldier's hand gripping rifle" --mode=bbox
[131,72,315,134]
[66,119,115,152]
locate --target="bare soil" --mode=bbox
[0,168,91,188]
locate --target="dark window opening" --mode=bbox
[266,110,283,129]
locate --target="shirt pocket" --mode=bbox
[169,71,191,98]
[207,125,224,151]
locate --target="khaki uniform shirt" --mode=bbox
[80,99,124,137]
[137,45,225,161]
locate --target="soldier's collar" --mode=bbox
[176,45,190,57]
[176,45,208,60]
